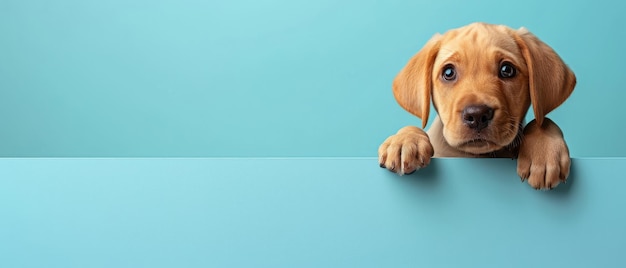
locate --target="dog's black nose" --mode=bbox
[462,105,494,131]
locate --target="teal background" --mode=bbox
[1,0,624,156]
[3,2,624,266]
[1,158,625,267]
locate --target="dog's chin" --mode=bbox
[455,139,503,155]
[444,132,510,155]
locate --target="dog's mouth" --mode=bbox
[442,118,520,155]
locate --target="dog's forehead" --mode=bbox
[437,23,521,62]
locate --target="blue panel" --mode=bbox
[0,0,623,156]
[1,158,624,267]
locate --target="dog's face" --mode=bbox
[393,23,575,155]
[431,25,530,154]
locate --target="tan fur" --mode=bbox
[378,23,576,190]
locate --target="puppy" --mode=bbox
[378,22,576,190]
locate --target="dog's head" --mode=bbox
[393,23,576,155]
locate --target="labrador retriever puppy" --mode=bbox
[378,22,576,190]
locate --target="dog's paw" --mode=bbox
[378,126,434,175]
[517,119,570,190]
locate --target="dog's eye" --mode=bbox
[499,62,516,78]
[442,65,456,81]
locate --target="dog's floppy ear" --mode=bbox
[393,34,442,128]
[512,27,576,127]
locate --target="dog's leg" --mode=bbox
[517,118,571,189]
[378,126,434,175]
